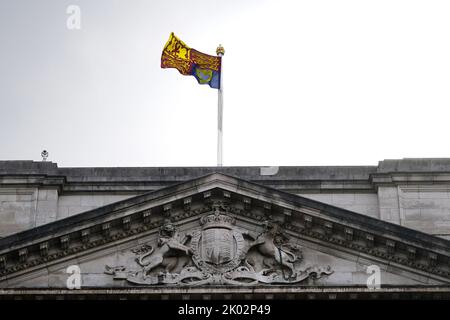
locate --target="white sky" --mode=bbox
[1,0,449,167]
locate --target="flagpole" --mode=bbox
[216,44,225,167]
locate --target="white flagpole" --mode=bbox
[216,44,225,167]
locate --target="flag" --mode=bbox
[161,33,221,89]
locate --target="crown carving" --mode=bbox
[200,202,235,229]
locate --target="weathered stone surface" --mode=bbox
[1,158,450,237]
[57,194,133,219]
[1,159,450,299]
[300,193,379,218]
[0,172,448,292]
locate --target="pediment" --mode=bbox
[0,173,449,289]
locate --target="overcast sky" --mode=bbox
[1,0,449,167]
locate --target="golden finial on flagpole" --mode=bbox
[216,44,225,56]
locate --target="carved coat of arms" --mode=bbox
[105,203,332,286]
[190,211,245,274]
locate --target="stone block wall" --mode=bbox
[57,194,135,219]
[0,188,36,235]
[299,193,380,219]
[1,159,450,239]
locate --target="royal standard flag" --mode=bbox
[161,33,221,89]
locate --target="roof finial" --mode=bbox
[41,150,49,161]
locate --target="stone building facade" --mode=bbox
[0,158,449,299]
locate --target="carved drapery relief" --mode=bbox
[105,203,332,286]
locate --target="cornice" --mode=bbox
[370,172,450,189]
[1,286,450,300]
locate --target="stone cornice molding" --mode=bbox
[370,172,450,189]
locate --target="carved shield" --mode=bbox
[201,228,235,265]
[191,229,245,274]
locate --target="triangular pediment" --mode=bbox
[0,173,449,290]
